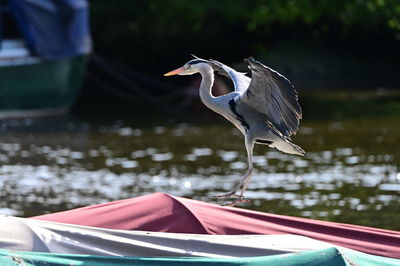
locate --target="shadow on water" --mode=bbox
[0,90,399,230]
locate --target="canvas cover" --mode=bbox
[0,216,399,265]
[8,0,91,59]
[0,216,334,257]
[33,193,400,259]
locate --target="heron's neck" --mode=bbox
[198,68,217,110]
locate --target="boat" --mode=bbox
[0,193,398,265]
[0,0,91,118]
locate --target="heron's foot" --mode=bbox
[212,192,242,199]
[213,191,251,206]
[222,196,251,207]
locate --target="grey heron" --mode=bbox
[164,56,304,206]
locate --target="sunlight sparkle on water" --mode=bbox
[0,114,399,230]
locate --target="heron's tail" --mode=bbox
[273,139,305,156]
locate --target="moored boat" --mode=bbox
[0,193,398,265]
[0,0,91,118]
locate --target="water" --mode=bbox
[0,96,399,230]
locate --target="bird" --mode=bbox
[164,55,305,206]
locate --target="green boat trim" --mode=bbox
[1,247,399,266]
[0,40,88,118]
[0,248,347,266]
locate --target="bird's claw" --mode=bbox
[213,192,251,207]
[212,192,242,199]
[222,197,251,207]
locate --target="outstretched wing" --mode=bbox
[208,59,250,94]
[240,57,302,137]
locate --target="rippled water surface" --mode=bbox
[0,96,399,230]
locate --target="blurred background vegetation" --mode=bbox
[76,0,400,117]
[87,0,400,85]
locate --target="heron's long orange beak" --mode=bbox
[164,67,185,76]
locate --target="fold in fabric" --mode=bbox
[0,216,333,257]
[1,216,400,265]
[33,193,400,259]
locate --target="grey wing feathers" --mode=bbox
[208,59,250,93]
[242,57,302,137]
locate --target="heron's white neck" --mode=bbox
[198,65,217,111]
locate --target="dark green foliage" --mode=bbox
[89,1,400,81]
[91,0,400,34]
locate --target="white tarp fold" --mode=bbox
[0,216,333,257]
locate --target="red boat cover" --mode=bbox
[32,193,400,259]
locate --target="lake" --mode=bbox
[0,90,399,230]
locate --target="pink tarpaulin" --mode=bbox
[32,193,400,259]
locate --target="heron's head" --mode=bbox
[164,58,210,76]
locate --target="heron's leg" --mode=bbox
[214,136,255,205]
[234,137,254,198]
